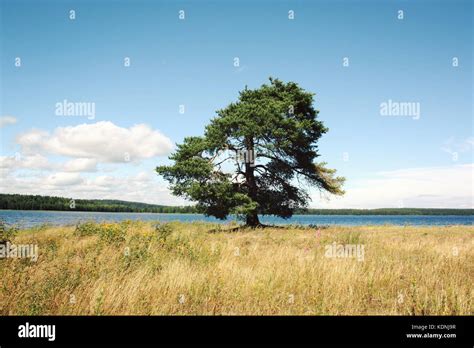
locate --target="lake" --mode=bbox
[0,210,472,228]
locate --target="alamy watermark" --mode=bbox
[324,242,365,262]
[235,149,255,167]
[0,241,38,262]
[55,99,95,120]
[216,148,256,167]
[18,322,55,341]
[380,99,420,120]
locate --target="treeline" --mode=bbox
[295,208,474,216]
[0,194,472,215]
[0,194,197,213]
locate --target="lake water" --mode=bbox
[0,210,472,228]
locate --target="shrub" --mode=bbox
[98,223,127,244]
[74,221,127,244]
[74,221,101,237]
[0,219,18,243]
[155,223,173,241]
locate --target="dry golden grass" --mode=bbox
[0,221,472,315]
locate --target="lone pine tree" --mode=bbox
[157,78,345,227]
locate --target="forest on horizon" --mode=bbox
[0,194,472,216]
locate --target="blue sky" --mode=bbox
[1,0,472,208]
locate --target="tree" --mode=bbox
[156,78,345,227]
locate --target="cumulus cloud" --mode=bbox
[313,164,473,209]
[0,170,186,206]
[0,121,176,203]
[0,154,100,174]
[0,116,17,128]
[44,172,84,186]
[0,154,51,171]
[62,158,97,172]
[17,121,173,163]
[3,163,471,209]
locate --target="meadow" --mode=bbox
[0,221,472,315]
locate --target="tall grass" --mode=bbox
[0,221,472,315]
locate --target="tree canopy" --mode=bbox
[156,78,345,226]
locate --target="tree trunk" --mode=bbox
[246,211,260,227]
[244,136,260,227]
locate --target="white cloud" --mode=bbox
[17,121,173,163]
[312,164,473,209]
[0,121,177,203]
[44,172,84,186]
[0,154,51,171]
[0,170,187,206]
[0,154,98,173]
[0,116,17,128]
[441,137,474,155]
[21,154,51,169]
[62,158,97,172]
[2,163,472,208]
[0,156,17,169]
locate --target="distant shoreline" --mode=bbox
[1,194,473,216]
[1,209,473,216]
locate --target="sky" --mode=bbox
[0,0,472,208]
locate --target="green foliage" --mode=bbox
[0,219,18,242]
[74,221,101,237]
[157,78,345,225]
[155,222,173,241]
[0,193,197,213]
[74,221,126,244]
[98,224,127,244]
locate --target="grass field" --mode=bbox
[0,221,472,315]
